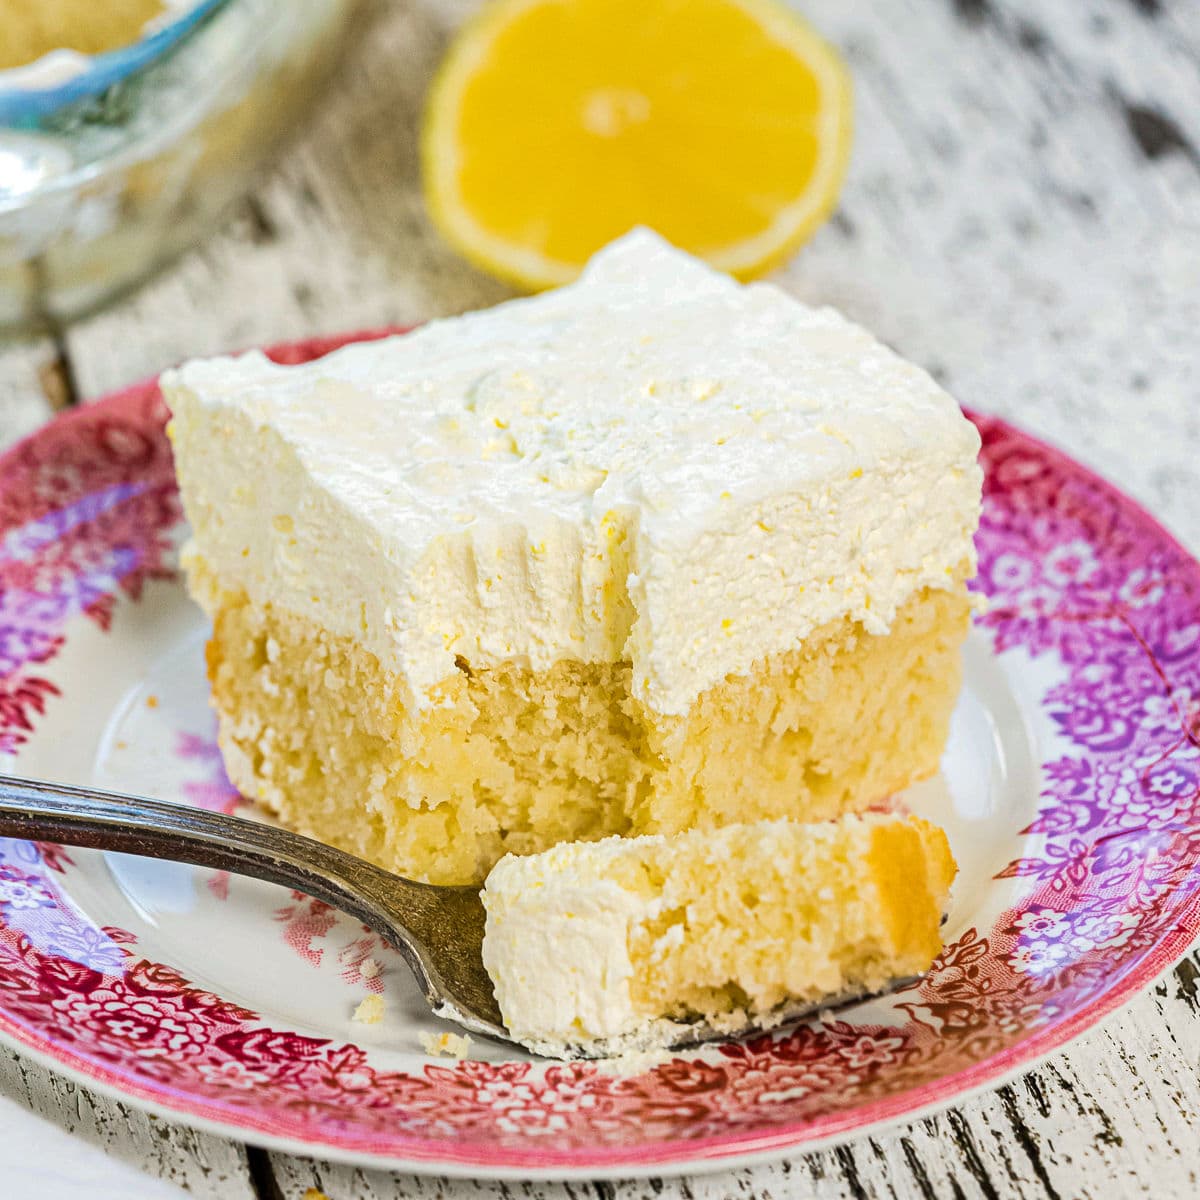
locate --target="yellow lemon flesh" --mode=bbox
[422,0,853,289]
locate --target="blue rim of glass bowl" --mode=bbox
[0,0,230,127]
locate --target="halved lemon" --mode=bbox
[422,0,853,289]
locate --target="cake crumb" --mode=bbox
[358,957,381,980]
[352,994,384,1025]
[420,1030,473,1058]
[145,694,158,709]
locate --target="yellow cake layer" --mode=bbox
[625,814,955,1020]
[481,813,957,1052]
[204,580,970,885]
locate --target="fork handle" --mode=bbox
[0,773,504,1034]
[0,773,386,899]
[0,773,446,983]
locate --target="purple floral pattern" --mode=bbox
[0,842,130,975]
[175,731,243,815]
[0,333,1197,1172]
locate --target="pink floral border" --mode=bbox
[0,331,1198,1172]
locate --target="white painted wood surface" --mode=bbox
[0,1047,248,1200]
[1,0,1198,1195]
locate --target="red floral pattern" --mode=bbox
[272,891,388,991]
[1,333,1199,1173]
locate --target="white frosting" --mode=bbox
[481,835,666,1054]
[482,835,657,1051]
[481,817,911,1057]
[164,230,981,715]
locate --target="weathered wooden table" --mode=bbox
[2,1,1198,1195]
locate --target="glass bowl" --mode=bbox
[0,0,363,330]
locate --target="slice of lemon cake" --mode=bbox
[163,230,981,886]
[481,813,957,1057]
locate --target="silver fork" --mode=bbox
[0,774,507,1042]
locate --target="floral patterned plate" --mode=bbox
[1,330,1198,1180]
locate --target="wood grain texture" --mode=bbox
[0,0,1198,1196]
[0,337,61,451]
[0,1093,191,1200]
[0,1046,252,1198]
